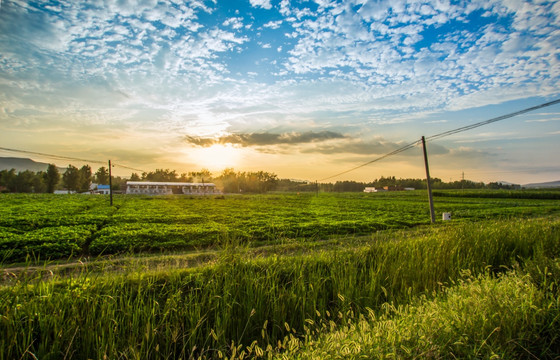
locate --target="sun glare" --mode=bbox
[189,144,241,170]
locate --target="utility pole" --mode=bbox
[421,136,436,223]
[108,160,113,206]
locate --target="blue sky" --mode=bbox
[0,0,559,183]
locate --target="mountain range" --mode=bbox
[0,157,66,173]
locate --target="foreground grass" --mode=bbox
[1,217,559,359]
[272,269,560,359]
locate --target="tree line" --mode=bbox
[1,166,520,194]
[0,165,120,193]
[130,168,279,193]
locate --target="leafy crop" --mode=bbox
[1,190,559,263]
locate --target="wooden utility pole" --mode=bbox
[108,160,113,206]
[421,136,436,223]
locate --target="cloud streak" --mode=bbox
[184,131,347,147]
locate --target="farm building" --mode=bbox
[363,187,387,193]
[126,181,220,195]
[94,185,111,195]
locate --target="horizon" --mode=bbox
[1,0,559,184]
[1,155,558,186]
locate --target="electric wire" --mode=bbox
[317,98,560,182]
[426,98,560,142]
[0,147,146,173]
[0,147,106,165]
[318,139,421,181]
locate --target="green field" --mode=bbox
[1,190,559,263]
[1,191,560,359]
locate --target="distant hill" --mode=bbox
[0,157,65,173]
[523,180,560,189]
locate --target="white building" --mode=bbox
[94,185,111,195]
[126,181,220,195]
[363,187,387,193]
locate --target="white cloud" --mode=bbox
[223,17,245,30]
[249,0,272,10]
[263,20,283,29]
[1,0,559,181]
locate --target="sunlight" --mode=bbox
[188,144,241,171]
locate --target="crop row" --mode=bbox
[0,225,96,262]
[1,191,559,263]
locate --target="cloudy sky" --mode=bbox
[1,0,559,184]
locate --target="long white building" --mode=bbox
[126,181,220,195]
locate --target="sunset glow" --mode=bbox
[0,0,559,184]
[187,144,242,172]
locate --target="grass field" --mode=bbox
[1,190,559,263]
[1,191,559,359]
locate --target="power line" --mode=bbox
[317,98,560,182]
[319,140,421,181]
[112,163,146,173]
[0,146,146,173]
[426,98,560,141]
[0,147,106,165]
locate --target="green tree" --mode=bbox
[62,165,81,192]
[95,166,109,185]
[32,171,47,193]
[44,164,60,193]
[129,173,141,181]
[79,165,92,192]
[142,169,178,182]
[189,169,212,183]
[216,168,239,193]
[13,170,35,193]
[0,169,16,191]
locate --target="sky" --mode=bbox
[0,0,559,184]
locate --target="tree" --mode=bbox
[216,168,239,193]
[189,169,212,183]
[31,172,47,193]
[95,167,109,185]
[178,173,193,182]
[130,173,141,181]
[142,169,178,182]
[12,170,35,193]
[62,165,81,192]
[0,169,16,191]
[44,164,60,193]
[79,165,92,192]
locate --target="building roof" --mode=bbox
[126,181,216,186]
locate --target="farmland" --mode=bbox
[1,191,560,359]
[1,190,559,263]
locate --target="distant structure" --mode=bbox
[94,184,111,195]
[126,181,220,195]
[364,186,414,193]
[363,187,387,193]
[54,190,76,194]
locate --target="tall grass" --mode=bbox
[1,218,559,359]
[274,269,560,359]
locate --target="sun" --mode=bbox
[188,144,241,171]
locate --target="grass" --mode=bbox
[2,191,560,263]
[272,269,560,359]
[1,217,559,359]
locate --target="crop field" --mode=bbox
[1,190,559,263]
[1,190,560,359]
